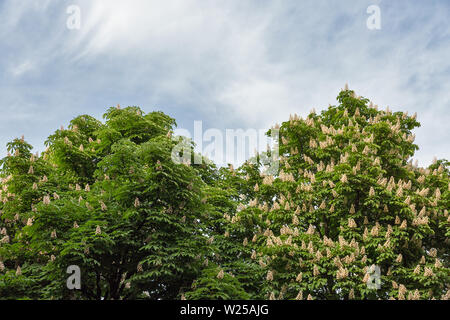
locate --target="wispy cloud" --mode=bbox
[0,0,449,166]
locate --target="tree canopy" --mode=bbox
[1,89,449,300]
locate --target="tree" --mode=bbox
[1,88,449,300]
[0,106,212,299]
[186,87,449,300]
[183,163,267,299]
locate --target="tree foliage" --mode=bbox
[1,89,449,300]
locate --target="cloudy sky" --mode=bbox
[1,0,449,167]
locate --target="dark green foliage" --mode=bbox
[1,89,449,300]
[0,107,210,300]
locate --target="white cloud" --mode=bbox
[10,60,34,77]
[0,0,449,167]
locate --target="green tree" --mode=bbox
[0,106,212,300]
[229,88,450,300]
[184,163,267,299]
[188,87,449,300]
[1,88,449,301]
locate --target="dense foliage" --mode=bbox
[1,88,449,300]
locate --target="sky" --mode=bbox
[0,0,449,167]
